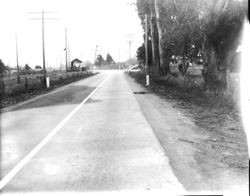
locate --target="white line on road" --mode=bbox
[0,76,109,190]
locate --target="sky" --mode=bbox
[0,0,143,68]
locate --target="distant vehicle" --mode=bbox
[131,64,139,70]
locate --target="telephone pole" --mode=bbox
[128,40,132,59]
[145,13,149,86]
[42,10,46,83]
[65,28,68,75]
[118,47,121,62]
[15,32,20,83]
[28,10,57,84]
[127,34,134,60]
[94,45,98,64]
[68,41,71,70]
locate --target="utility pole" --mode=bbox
[28,10,57,84]
[42,10,46,84]
[15,32,20,83]
[128,40,132,60]
[94,45,98,64]
[118,47,120,62]
[68,41,71,70]
[127,34,134,60]
[145,13,149,86]
[65,28,68,75]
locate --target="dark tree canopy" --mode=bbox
[137,44,145,66]
[0,59,7,73]
[95,53,116,66]
[24,64,31,70]
[136,0,247,90]
[106,53,115,64]
[136,40,152,67]
[95,54,105,66]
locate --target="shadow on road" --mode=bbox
[6,85,98,112]
[85,98,102,104]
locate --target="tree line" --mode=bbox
[0,59,32,74]
[95,53,115,66]
[136,0,247,91]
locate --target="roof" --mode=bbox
[71,58,82,63]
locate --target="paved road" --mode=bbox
[1,70,184,194]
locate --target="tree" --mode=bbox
[136,41,153,69]
[137,44,145,66]
[196,0,246,91]
[154,0,165,75]
[136,0,246,92]
[106,53,115,64]
[24,64,31,71]
[137,0,160,74]
[0,59,7,73]
[149,3,160,74]
[95,54,105,66]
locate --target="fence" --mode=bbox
[0,71,90,96]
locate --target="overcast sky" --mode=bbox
[0,0,143,68]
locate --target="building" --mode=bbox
[35,65,42,72]
[70,58,82,71]
[9,68,18,74]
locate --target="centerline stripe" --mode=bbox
[0,75,109,190]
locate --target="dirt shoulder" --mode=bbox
[125,71,249,193]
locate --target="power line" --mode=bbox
[29,18,58,20]
[28,11,57,14]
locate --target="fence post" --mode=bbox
[46,77,50,88]
[40,76,43,84]
[25,77,28,89]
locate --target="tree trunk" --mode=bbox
[149,11,159,75]
[150,14,155,73]
[202,40,227,93]
[154,0,164,75]
[179,55,189,76]
[164,54,171,75]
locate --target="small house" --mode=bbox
[9,68,18,74]
[35,65,42,72]
[71,58,82,71]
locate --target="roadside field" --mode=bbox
[0,71,96,108]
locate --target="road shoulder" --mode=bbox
[124,72,249,193]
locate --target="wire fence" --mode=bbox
[0,71,92,96]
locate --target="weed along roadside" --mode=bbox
[0,71,97,109]
[127,71,249,191]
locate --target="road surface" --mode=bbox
[0,70,184,194]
